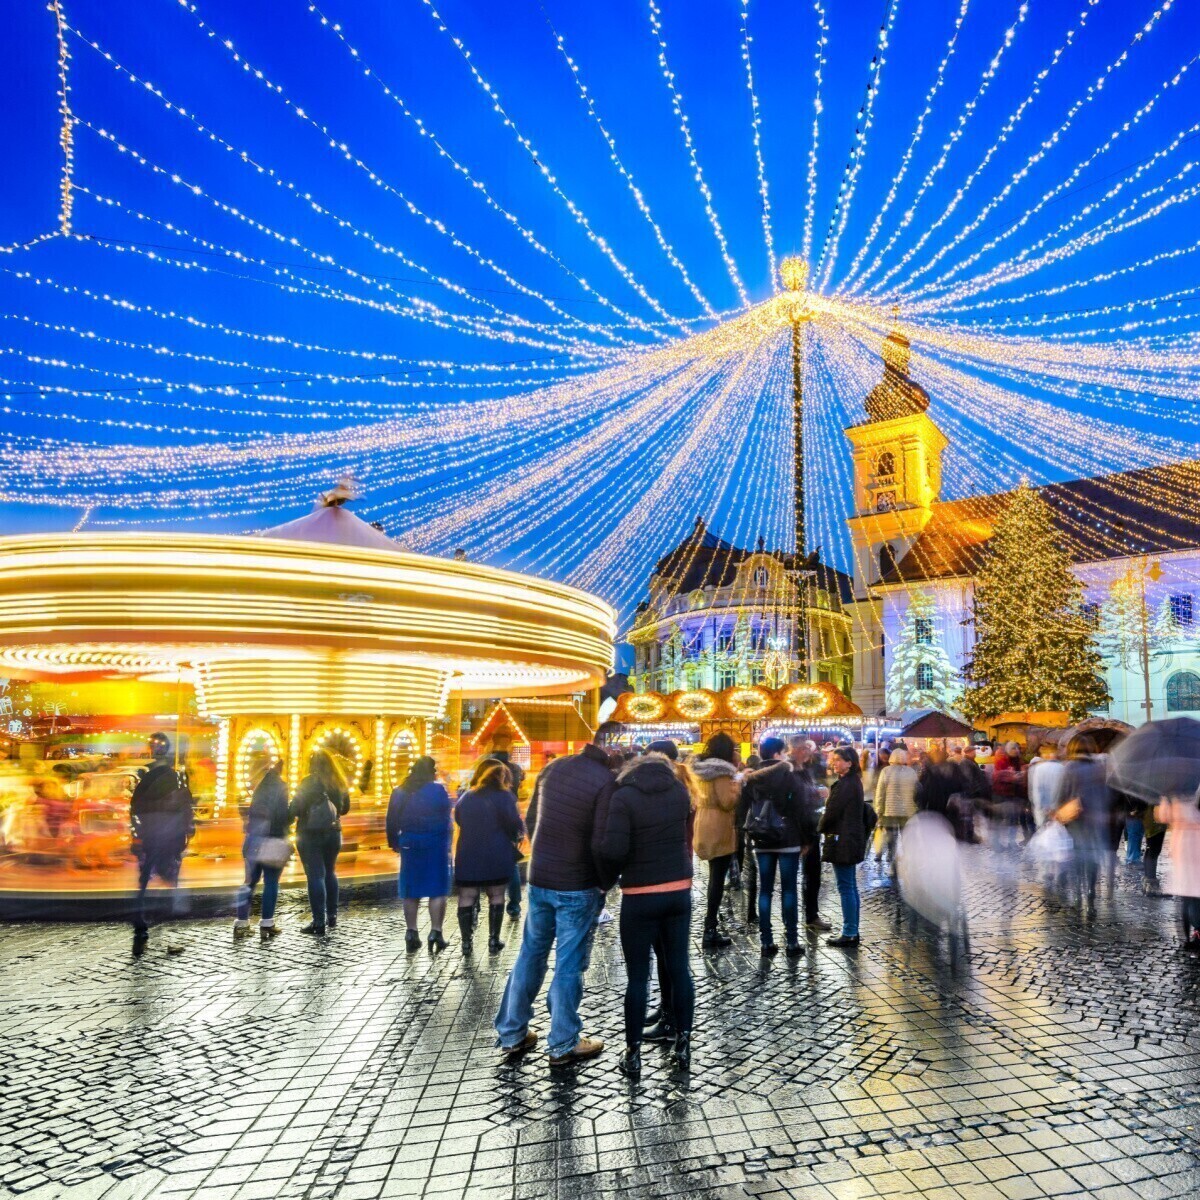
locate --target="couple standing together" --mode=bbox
[493,726,694,1077]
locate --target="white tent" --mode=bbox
[261,502,400,553]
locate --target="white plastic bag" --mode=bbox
[896,812,961,927]
[1025,821,1073,866]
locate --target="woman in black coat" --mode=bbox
[454,758,523,955]
[595,747,695,1081]
[819,747,868,947]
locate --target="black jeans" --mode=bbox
[704,853,734,929]
[297,828,342,928]
[801,843,822,922]
[619,891,695,1046]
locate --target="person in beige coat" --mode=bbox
[692,732,741,950]
[875,748,918,869]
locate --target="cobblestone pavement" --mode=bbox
[3,844,1200,1200]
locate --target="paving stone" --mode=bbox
[1,848,1199,1197]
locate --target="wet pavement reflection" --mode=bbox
[1,843,1199,1198]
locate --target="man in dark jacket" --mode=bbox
[744,737,819,956]
[788,736,832,931]
[483,736,526,917]
[494,725,616,1067]
[129,732,194,954]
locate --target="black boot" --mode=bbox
[619,1045,642,1079]
[457,908,475,955]
[673,1032,691,1070]
[488,902,506,953]
[702,924,732,950]
[642,1014,675,1043]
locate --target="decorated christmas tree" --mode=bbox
[885,590,960,713]
[959,484,1109,721]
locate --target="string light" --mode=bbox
[646,0,750,309]
[739,0,776,287]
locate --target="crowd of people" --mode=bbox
[125,720,1200,1072]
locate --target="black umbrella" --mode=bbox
[1107,717,1200,803]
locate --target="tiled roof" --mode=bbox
[649,521,854,603]
[879,460,1200,586]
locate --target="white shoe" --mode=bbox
[596,907,614,926]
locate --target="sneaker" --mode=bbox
[550,1036,604,1066]
[232,923,253,940]
[501,1031,538,1059]
[806,916,832,931]
[596,908,614,926]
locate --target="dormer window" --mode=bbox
[753,567,770,588]
[876,451,895,477]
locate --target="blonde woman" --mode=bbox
[875,748,918,869]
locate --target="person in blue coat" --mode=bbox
[455,758,523,956]
[387,756,453,952]
[233,752,290,942]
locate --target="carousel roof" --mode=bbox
[260,502,400,552]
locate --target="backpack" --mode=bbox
[304,783,340,831]
[743,779,787,849]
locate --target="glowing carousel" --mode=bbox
[0,490,614,911]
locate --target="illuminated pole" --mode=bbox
[780,256,812,680]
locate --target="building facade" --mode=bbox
[627,521,854,697]
[843,332,1200,722]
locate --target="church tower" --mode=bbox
[843,326,947,713]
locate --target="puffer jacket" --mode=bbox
[875,764,917,822]
[692,758,740,860]
[595,753,693,889]
[525,743,615,891]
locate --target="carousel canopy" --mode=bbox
[261,502,400,553]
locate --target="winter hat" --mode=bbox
[758,736,786,761]
[645,739,679,760]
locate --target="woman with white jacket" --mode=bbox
[875,748,918,869]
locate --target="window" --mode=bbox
[753,566,770,588]
[878,544,897,580]
[1166,671,1200,712]
[1170,593,1195,629]
[876,451,895,477]
[1081,602,1101,630]
[715,628,735,653]
[749,666,764,685]
[914,616,933,645]
[717,665,737,689]
[1091,677,1109,713]
[916,663,934,691]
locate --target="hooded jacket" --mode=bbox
[741,759,818,852]
[692,757,740,860]
[595,753,693,889]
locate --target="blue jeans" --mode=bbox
[297,828,341,929]
[494,884,600,1058]
[1124,817,1144,864]
[833,864,860,939]
[756,850,800,946]
[236,860,281,923]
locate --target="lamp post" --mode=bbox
[780,256,813,680]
